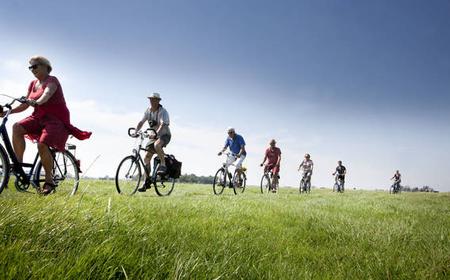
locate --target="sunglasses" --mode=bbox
[28,64,41,70]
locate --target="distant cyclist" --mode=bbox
[332,160,346,189]
[298,153,314,181]
[260,139,281,193]
[136,92,171,192]
[218,127,246,186]
[391,170,401,191]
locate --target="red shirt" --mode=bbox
[265,147,281,165]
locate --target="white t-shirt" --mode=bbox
[141,105,171,136]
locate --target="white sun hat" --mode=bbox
[147,92,161,100]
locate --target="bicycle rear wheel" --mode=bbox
[153,162,175,196]
[213,168,226,195]
[115,155,142,195]
[34,150,79,195]
[0,145,10,194]
[232,169,246,195]
[260,174,271,194]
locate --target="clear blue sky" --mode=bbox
[1,0,449,191]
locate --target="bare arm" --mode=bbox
[34,82,57,105]
[10,103,30,114]
[136,120,145,132]
[218,146,227,156]
[261,154,267,166]
[156,122,167,135]
[237,145,246,157]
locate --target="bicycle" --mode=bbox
[115,127,175,196]
[0,96,80,195]
[260,164,278,194]
[333,175,345,193]
[299,172,311,194]
[389,180,401,194]
[213,152,247,195]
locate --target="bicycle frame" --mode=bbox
[222,153,243,179]
[0,102,40,186]
[129,129,154,180]
[299,172,312,193]
[334,175,344,192]
[260,168,275,193]
[301,172,311,184]
[391,180,401,193]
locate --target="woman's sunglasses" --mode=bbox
[28,64,41,70]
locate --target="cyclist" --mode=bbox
[260,139,281,193]
[218,127,246,187]
[298,153,314,182]
[332,160,346,189]
[4,55,91,195]
[391,170,401,192]
[136,92,171,192]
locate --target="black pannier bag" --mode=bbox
[154,154,182,179]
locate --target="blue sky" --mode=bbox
[1,0,449,191]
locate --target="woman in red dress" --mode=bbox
[8,56,91,195]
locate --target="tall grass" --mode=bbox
[0,181,449,279]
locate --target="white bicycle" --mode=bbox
[212,152,247,195]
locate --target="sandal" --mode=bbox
[42,182,56,196]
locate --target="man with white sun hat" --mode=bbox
[136,92,171,192]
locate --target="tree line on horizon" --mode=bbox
[96,174,440,192]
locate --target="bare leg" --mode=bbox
[272,174,279,191]
[138,150,154,192]
[143,150,154,177]
[37,142,53,184]
[154,139,166,167]
[12,123,27,163]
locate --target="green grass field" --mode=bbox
[0,181,449,279]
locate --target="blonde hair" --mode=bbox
[29,55,52,73]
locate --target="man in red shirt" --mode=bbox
[260,139,281,192]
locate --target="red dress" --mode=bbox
[18,76,91,151]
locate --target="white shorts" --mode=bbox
[225,154,246,169]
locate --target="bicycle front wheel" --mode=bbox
[213,168,226,195]
[34,150,80,195]
[260,174,271,194]
[115,155,142,195]
[0,145,10,194]
[299,179,304,194]
[152,163,175,196]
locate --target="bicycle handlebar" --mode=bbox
[219,152,237,157]
[127,127,157,139]
[0,95,28,118]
